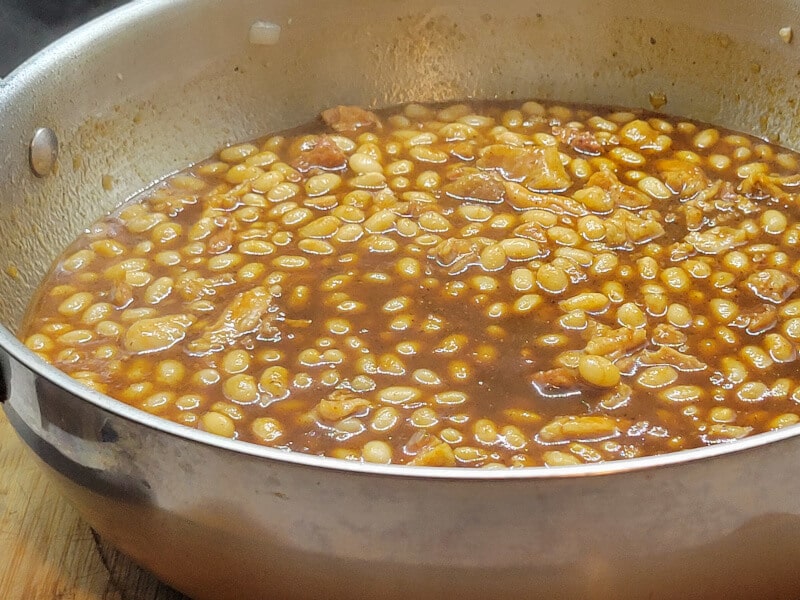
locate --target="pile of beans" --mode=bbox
[21,100,800,467]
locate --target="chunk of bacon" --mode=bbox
[186,286,277,356]
[657,158,715,200]
[586,171,651,210]
[684,226,746,255]
[585,327,647,361]
[477,145,572,192]
[405,432,456,466]
[443,172,506,204]
[651,323,687,347]
[602,208,665,248]
[552,126,603,156]
[745,269,799,304]
[321,105,382,134]
[502,182,587,215]
[207,220,235,254]
[108,281,133,308]
[538,415,620,443]
[652,348,705,371]
[512,221,549,245]
[738,172,800,201]
[531,368,581,398]
[729,304,778,335]
[428,236,494,275]
[177,273,236,303]
[315,390,371,421]
[292,136,348,173]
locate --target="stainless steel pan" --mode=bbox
[4,1,800,598]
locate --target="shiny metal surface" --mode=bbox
[3,0,800,597]
[28,126,59,177]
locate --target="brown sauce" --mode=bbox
[20,100,800,467]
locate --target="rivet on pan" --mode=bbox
[249,21,281,45]
[29,127,59,177]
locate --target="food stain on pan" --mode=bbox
[649,91,668,110]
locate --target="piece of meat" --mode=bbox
[502,182,587,215]
[677,180,750,226]
[586,171,651,210]
[410,441,456,466]
[519,146,572,192]
[702,424,754,443]
[530,368,581,398]
[551,256,587,285]
[585,320,614,338]
[602,209,665,248]
[651,323,688,347]
[476,145,535,182]
[477,145,572,192]
[585,327,647,361]
[696,180,723,204]
[443,172,507,204]
[738,172,800,201]
[391,197,434,220]
[512,221,549,245]
[315,390,371,421]
[729,304,778,335]
[657,158,714,199]
[684,226,747,255]
[405,432,456,466]
[745,270,799,304]
[538,415,620,443]
[666,241,695,262]
[148,193,190,217]
[207,221,234,254]
[321,105,382,134]
[108,281,133,308]
[292,136,348,173]
[428,236,494,275]
[634,346,707,372]
[56,357,115,383]
[680,202,705,231]
[186,286,277,356]
[552,126,603,156]
[177,273,236,303]
[205,193,241,211]
[597,384,633,411]
[449,141,478,161]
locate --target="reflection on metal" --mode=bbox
[29,127,58,177]
[249,21,281,45]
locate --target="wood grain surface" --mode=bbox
[0,407,178,600]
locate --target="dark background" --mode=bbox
[1,0,129,76]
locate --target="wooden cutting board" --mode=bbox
[0,408,182,599]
